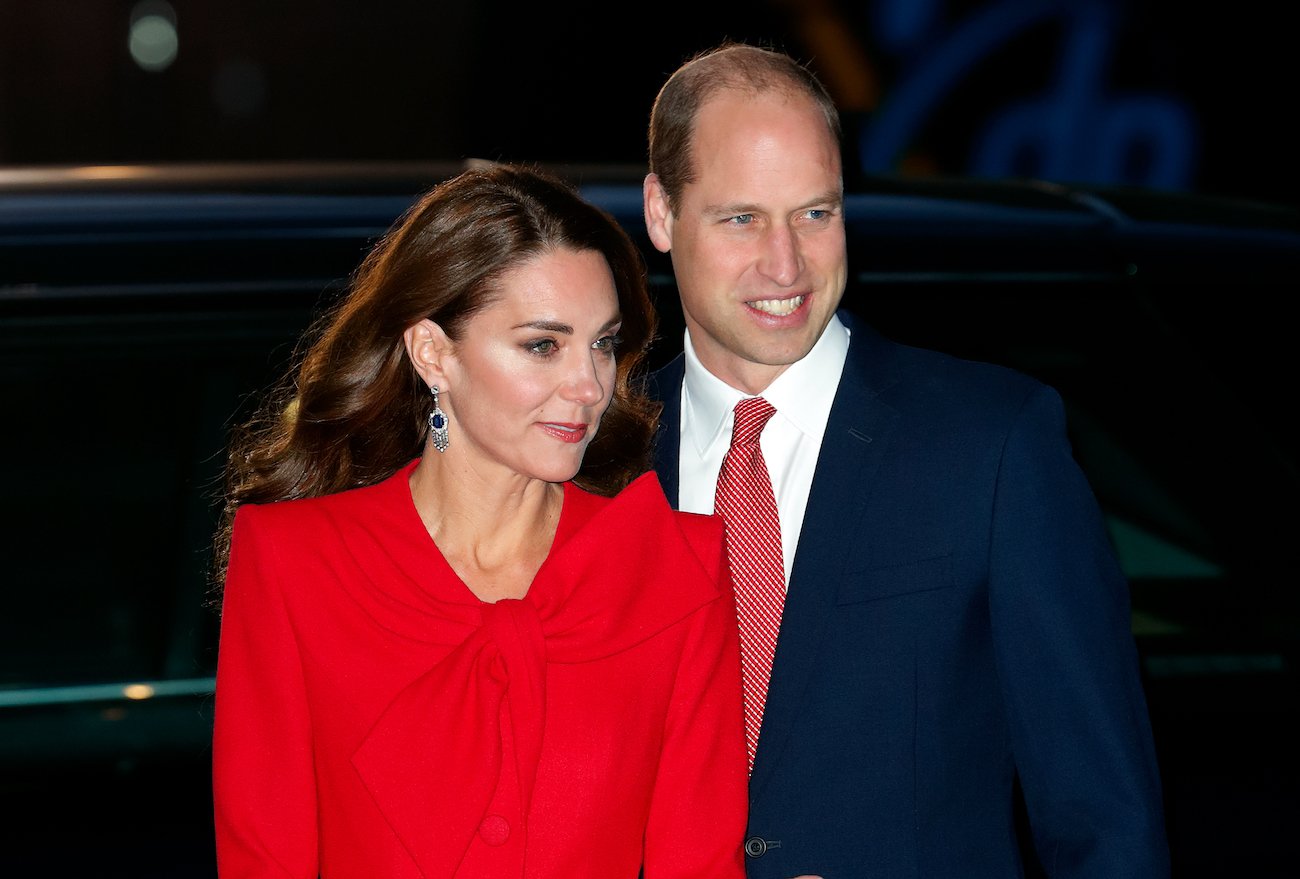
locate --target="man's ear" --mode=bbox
[402,318,454,389]
[643,173,674,254]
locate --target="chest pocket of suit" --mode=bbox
[835,553,954,605]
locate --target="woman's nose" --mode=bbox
[562,352,607,405]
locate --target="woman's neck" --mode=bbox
[408,455,563,603]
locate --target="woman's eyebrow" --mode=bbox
[514,319,573,334]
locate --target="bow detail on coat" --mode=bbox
[351,472,725,878]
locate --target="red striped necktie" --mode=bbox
[713,396,785,770]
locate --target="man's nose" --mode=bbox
[757,224,801,286]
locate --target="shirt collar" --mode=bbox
[682,312,850,455]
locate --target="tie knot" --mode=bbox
[730,397,776,447]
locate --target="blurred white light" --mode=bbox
[129,2,179,73]
[123,683,156,700]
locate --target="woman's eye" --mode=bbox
[593,334,622,352]
[526,339,557,355]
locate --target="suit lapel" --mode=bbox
[648,355,685,507]
[649,327,904,798]
[749,318,901,797]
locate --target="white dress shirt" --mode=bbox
[677,315,851,588]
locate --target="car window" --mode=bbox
[0,296,317,691]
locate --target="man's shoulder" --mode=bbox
[843,311,1043,401]
[646,353,685,403]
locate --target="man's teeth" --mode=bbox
[750,295,805,316]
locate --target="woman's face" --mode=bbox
[439,246,622,484]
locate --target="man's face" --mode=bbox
[645,88,847,394]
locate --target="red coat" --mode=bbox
[213,461,748,878]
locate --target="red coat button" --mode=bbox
[478,814,510,846]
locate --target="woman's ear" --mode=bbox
[402,318,453,388]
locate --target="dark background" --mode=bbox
[2,2,1297,878]
[1,0,1297,210]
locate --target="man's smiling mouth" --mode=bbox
[749,295,806,316]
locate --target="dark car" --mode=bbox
[2,161,1296,878]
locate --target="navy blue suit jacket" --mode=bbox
[648,310,1169,878]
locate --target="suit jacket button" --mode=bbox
[744,836,767,858]
[478,814,510,846]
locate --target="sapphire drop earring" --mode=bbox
[428,385,450,453]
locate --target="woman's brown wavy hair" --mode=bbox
[210,163,659,596]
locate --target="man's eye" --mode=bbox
[727,214,755,226]
[806,209,829,220]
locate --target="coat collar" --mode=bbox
[350,469,726,878]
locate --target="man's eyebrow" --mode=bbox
[703,201,760,218]
[703,191,844,217]
[802,189,845,209]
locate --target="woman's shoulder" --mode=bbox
[564,473,726,571]
[234,460,416,534]
[565,471,703,524]
[561,473,717,527]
